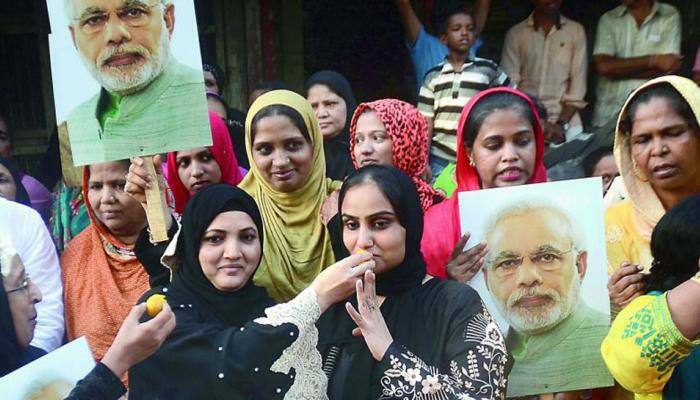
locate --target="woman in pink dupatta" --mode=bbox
[166,112,244,215]
[421,87,548,279]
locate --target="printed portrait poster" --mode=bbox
[0,337,94,399]
[458,178,613,397]
[47,0,211,167]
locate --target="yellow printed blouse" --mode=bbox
[601,293,700,400]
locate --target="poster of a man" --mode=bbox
[48,0,211,167]
[459,179,612,397]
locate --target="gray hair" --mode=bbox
[63,0,173,23]
[483,199,587,254]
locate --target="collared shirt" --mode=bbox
[592,2,681,128]
[66,59,211,166]
[506,301,612,397]
[501,13,588,127]
[407,25,484,95]
[418,57,511,162]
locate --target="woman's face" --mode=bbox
[307,84,347,140]
[198,211,261,292]
[203,70,220,95]
[341,182,406,275]
[3,255,42,348]
[592,154,619,195]
[0,163,17,201]
[353,111,394,168]
[252,114,313,192]
[176,147,223,194]
[630,97,700,194]
[87,161,147,242]
[469,108,537,189]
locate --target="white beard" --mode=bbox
[79,20,171,96]
[492,265,581,336]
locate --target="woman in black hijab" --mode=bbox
[317,165,512,399]
[0,156,30,206]
[129,184,373,399]
[306,70,356,181]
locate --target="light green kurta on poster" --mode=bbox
[506,302,613,397]
[66,59,212,166]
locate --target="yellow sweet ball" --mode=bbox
[146,294,167,317]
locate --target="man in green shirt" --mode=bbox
[482,201,612,397]
[61,0,210,166]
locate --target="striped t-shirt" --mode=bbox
[418,57,512,162]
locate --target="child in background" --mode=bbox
[418,3,511,177]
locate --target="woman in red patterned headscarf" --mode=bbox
[349,98,444,211]
[421,87,548,280]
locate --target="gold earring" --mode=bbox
[468,154,476,167]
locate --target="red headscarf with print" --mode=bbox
[349,99,444,212]
[421,87,548,278]
[166,112,243,214]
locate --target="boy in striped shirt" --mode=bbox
[418,4,511,176]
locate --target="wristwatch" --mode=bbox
[557,120,570,131]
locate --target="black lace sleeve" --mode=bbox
[376,305,510,400]
[63,362,126,400]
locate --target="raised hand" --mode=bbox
[346,270,393,361]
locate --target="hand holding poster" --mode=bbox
[458,178,613,397]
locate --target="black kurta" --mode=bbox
[130,184,328,399]
[128,285,302,400]
[318,277,511,399]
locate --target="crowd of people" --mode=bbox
[1,0,700,399]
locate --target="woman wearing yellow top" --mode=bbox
[606,76,700,310]
[602,194,700,400]
[240,90,342,302]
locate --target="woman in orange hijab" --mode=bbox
[61,160,150,362]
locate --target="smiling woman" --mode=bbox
[61,160,151,362]
[128,184,375,399]
[240,90,342,302]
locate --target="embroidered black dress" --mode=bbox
[128,185,328,400]
[317,166,512,400]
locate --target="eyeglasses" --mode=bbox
[486,246,575,278]
[75,1,161,35]
[6,275,30,294]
